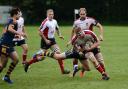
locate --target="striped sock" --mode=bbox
[5,62,18,77]
[45,52,54,57]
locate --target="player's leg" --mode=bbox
[3,50,19,84]
[24,38,50,72]
[85,52,109,80]
[72,58,78,73]
[24,49,46,72]
[51,44,70,74]
[0,45,9,72]
[20,43,28,64]
[93,48,106,71]
[79,59,90,77]
[0,54,8,72]
[95,52,105,71]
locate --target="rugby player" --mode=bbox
[24,9,70,74]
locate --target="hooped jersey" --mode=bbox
[72,30,98,50]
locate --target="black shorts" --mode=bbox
[0,45,15,56]
[41,38,56,50]
[92,48,100,55]
[13,39,26,46]
[65,50,86,60]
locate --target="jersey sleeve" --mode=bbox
[39,19,47,32]
[84,30,98,42]
[91,18,98,26]
[73,21,77,28]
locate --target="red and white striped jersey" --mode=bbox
[72,30,98,48]
[73,17,98,31]
[39,18,59,38]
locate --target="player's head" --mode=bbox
[10,7,20,20]
[75,27,84,38]
[47,9,54,20]
[79,8,87,20]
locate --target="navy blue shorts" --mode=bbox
[0,45,15,56]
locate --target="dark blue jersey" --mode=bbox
[0,18,18,47]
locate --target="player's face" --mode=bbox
[47,11,54,20]
[76,29,84,38]
[79,10,86,20]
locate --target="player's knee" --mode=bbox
[53,48,60,53]
[13,59,19,64]
[24,48,28,53]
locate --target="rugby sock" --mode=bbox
[45,51,54,57]
[57,59,65,74]
[28,58,38,65]
[22,54,27,62]
[5,62,18,77]
[99,63,105,72]
[96,64,104,74]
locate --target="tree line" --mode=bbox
[0,0,128,24]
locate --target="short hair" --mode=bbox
[47,9,54,14]
[10,7,20,17]
[79,8,87,13]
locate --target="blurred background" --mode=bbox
[0,0,128,25]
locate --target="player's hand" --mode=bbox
[18,32,25,37]
[59,36,64,40]
[84,47,91,52]
[76,45,84,52]
[99,35,103,41]
[45,39,51,45]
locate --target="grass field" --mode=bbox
[0,25,128,89]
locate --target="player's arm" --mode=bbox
[22,26,28,38]
[22,19,27,38]
[8,24,24,36]
[38,23,51,45]
[85,34,100,52]
[55,21,64,40]
[88,40,100,51]
[96,22,104,41]
[56,27,64,40]
[66,26,76,47]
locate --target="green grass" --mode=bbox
[0,25,128,89]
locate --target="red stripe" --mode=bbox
[89,24,94,31]
[71,35,77,45]
[43,26,49,38]
[41,18,48,26]
[84,30,98,41]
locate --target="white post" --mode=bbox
[74,9,79,20]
